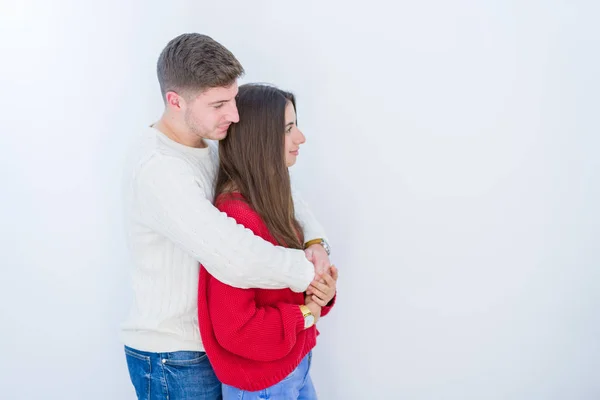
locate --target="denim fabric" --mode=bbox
[125,345,222,400]
[221,352,317,400]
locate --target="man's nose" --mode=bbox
[227,102,239,123]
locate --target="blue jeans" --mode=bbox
[222,352,317,400]
[124,345,222,400]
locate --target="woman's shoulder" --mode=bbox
[215,192,270,239]
[215,191,245,206]
[215,192,254,215]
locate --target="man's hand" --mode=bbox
[304,243,330,275]
[307,265,338,307]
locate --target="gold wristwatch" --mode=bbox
[299,304,315,329]
[304,238,331,255]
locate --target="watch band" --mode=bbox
[299,304,312,317]
[304,238,322,248]
[299,304,315,329]
[304,238,331,255]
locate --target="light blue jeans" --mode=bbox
[222,352,317,400]
[124,345,222,400]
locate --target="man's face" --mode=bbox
[183,82,239,141]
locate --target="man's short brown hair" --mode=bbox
[157,33,244,100]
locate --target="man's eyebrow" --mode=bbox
[208,99,229,105]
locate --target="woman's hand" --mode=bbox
[306,265,338,307]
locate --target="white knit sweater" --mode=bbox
[120,127,326,353]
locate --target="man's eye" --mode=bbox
[214,104,224,109]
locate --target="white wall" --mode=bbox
[1,1,599,399]
[197,2,600,399]
[0,0,198,398]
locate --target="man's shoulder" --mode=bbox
[125,127,189,171]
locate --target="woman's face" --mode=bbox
[283,101,306,167]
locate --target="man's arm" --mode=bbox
[292,185,328,246]
[292,183,331,274]
[134,155,314,292]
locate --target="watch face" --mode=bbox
[305,315,315,328]
[322,240,331,255]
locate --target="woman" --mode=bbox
[198,83,338,399]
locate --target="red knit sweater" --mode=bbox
[198,192,334,391]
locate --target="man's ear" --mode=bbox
[165,91,183,110]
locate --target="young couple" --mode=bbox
[121,33,338,400]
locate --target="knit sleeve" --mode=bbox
[206,198,306,361]
[320,293,337,317]
[207,276,305,361]
[134,155,314,292]
[291,181,329,246]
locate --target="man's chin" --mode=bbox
[211,129,229,141]
[203,132,226,141]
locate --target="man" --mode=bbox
[121,33,332,399]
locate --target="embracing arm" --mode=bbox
[292,184,328,247]
[135,155,314,292]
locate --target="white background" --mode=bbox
[1,0,598,399]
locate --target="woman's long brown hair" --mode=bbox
[215,83,304,249]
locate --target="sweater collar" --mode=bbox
[151,126,212,159]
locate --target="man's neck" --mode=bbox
[154,117,207,149]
